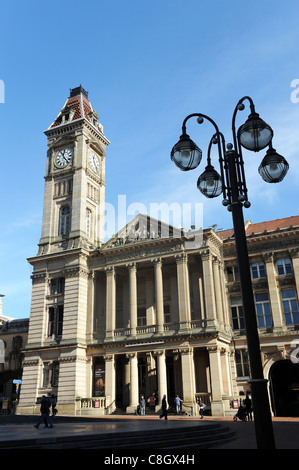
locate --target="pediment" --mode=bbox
[103,213,184,250]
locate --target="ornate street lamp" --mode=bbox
[171,96,289,449]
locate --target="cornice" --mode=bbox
[44,118,110,146]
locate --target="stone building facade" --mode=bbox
[17,87,299,417]
[0,299,29,411]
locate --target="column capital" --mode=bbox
[289,247,299,259]
[153,349,165,357]
[178,347,193,355]
[126,352,137,360]
[126,262,137,271]
[175,252,188,264]
[262,251,274,263]
[212,255,220,265]
[105,265,115,274]
[206,345,219,353]
[104,354,114,362]
[152,257,162,267]
[200,249,211,261]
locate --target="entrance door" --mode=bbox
[269,360,299,416]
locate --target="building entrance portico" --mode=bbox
[89,340,228,416]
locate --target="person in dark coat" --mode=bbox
[159,394,168,420]
[34,395,54,429]
[244,392,253,421]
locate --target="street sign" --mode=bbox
[13,379,22,384]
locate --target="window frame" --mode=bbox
[281,288,299,326]
[58,205,71,237]
[230,296,245,330]
[254,292,273,328]
[276,258,293,276]
[235,349,250,378]
[47,305,64,338]
[251,262,266,279]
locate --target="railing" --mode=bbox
[195,392,212,409]
[92,321,233,342]
[80,397,106,410]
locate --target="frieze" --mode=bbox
[224,237,299,258]
[22,359,40,367]
[59,356,89,363]
[64,267,89,278]
[31,273,47,285]
[105,244,184,264]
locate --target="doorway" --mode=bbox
[269,360,299,416]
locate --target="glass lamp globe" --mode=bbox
[238,113,273,152]
[258,146,289,183]
[197,165,222,198]
[171,133,202,171]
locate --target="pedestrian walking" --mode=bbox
[140,395,146,416]
[198,398,204,419]
[174,395,183,414]
[51,394,57,416]
[159,394,168,420]
[244,392,253,421]
[34,395,53,429]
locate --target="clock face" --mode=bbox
[55,148,73,168]
[89,152,100,172]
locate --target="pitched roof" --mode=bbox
[217,215,299,240]
[48,86,105,136]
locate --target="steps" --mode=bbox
[0,417,236,449]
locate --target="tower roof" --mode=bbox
[48,86,106,137]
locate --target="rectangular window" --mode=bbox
[59,206,71,236]
[48,306,64,338]
[137,308,146,326]
[42,363,50,387]
[235,349,250,377]
[230,296,245,330]
[254,292,273,328]
[281,288,299,325]
[50,277,65,295]
[164,304,170,323]
[52,362,59,387]
[251,263,266,279]
[277,258,293,276]
[48,307,55,336]
[42,362,59,387]
[227,266,239,282]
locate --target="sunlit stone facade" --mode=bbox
[17,88,299,417]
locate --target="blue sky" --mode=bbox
[1,0,299,318]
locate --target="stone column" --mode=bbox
[87,270,95,342]
[104,354,116,413]
[263,252,283,329]
[290,248,299,301]
[212,256,224,323]
[155,350,168,408]
[180,347,196,412]
[201,250,217,329]
[219,261,230,325]
[207,345,225,416]
[175,253,191,330]
[126,352,139,413]
[127,263,137,336]
[153,258,164,333]
[105,266,116,338]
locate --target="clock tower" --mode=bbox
[39,85,110,255]
[18,87,110,414]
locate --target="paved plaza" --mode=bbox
[0,415,298,451]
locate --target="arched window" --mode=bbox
[59,206,71,236]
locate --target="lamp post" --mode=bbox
[171,96,289,449]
